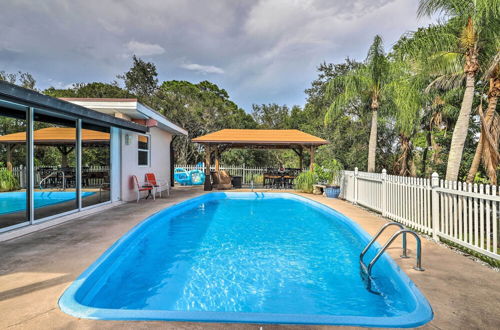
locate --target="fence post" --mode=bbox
[381,169,387,217]
[242,164,246,185]
[431,172,440,241]
[353,167,358,204]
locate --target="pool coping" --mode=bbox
[58,192,433,328]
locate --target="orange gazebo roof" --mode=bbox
[192,129,328,147]
[0,127,109,145]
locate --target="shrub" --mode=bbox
[294,171,318,193]
[321,159,343,186]
[247,173,264,185]
[0,168,19,192]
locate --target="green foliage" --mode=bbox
[252,104,291,129]
[320,159,344,185]
[294,170,318,193]
[45,82,134,98]
[246,173,263,185]
[118,55,159,99]
[0,168,19,192]
[0,71,36,90]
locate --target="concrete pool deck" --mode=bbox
[0,187,499,329]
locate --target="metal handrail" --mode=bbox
[366,229,424,276]
[39,170,66,191]
[360,222,408,268]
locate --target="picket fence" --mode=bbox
[340,168,500,261]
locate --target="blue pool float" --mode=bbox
[189,169,205,185]
[174,168,191,185]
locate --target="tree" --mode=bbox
[325,35,390,172]
[0,71,37,90]
[118,55,158,100]
[251,104,291,129]
[466,52,500,184]
[44,82,134,98]
[416,0,500,180]
[154,80,257,164]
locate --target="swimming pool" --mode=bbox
[0,191,95,214]
[59,193,432,327]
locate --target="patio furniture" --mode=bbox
[132,175,154,202]
[145,173,169,198]
[211,170,232,190]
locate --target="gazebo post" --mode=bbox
[298,147,303,170]
[309,146,315,171]
[204,144,212,191]
[6,144,14,171]
[214,147,220,172]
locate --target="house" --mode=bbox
[0,81,187,239]
[61,98,187,202]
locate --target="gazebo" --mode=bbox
[192,129,329,190]
[0,127,109,170]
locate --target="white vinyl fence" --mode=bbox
[340,168,500,261]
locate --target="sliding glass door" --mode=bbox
[0,107,28,231]
[0,104,115,232]
[33,111,77,220]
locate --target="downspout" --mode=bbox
[170,135,177,187]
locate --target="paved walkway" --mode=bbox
[0,188,499,329]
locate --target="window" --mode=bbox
[138,135,150,166]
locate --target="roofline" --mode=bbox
[137,102,188,136]
[0,81,147,133]
[59,98,138,102]
[58,97,188,136]
[192,140,329,145]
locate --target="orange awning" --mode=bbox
[0,127,109,145]
[192,129,328,146]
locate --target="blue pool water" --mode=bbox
[59,193,432,327]
[0,191,95,214]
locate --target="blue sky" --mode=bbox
[0,0,432,112]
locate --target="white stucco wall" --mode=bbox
[120,127,172,202]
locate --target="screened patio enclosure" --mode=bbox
[0,81,146,233]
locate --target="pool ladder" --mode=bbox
[360,222,424,278]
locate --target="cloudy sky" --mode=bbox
[1,0,433,111]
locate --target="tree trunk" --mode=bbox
[421,129,432,176]
[367,108,378,172]
[466,96,498,182]
[445,70,476,181]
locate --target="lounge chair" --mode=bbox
[145,173,169,198]
[133,175,154,202]
[211,170,233,190]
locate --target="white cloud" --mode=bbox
[181,63,225,74]
[125,40,165,56]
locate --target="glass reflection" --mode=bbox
[34,112,77,220]
[82,124,110,207]
[0,108,27,229]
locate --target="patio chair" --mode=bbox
[145,173,170,198]
[132,175,154,202]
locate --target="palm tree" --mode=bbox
[466,52,500,184]
[417,0,500,181]
[325,35,389,172]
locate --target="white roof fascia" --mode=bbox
[137,102,188,136]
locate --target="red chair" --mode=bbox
[145,173,169,198]
[133,175,154,202]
